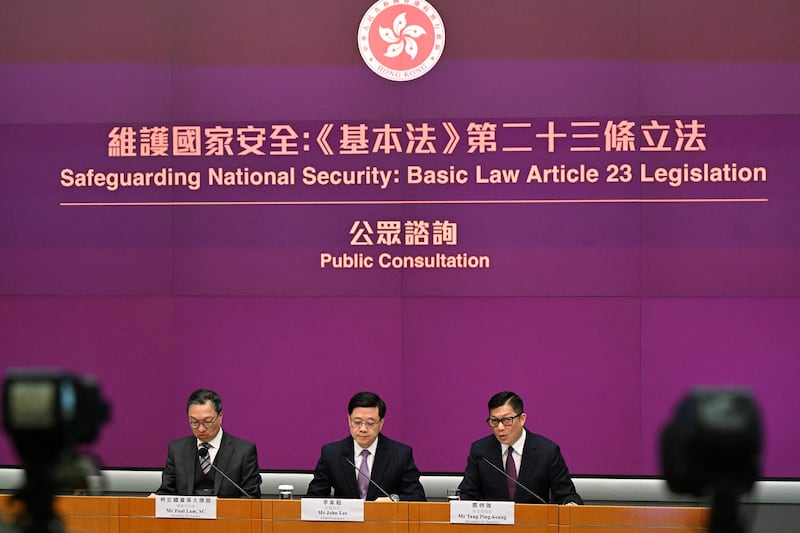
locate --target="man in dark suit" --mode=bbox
[458,391,582,505]
[157,389,262,498]
[306,391,426,501]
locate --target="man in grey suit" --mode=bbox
[306,391,426,501]
[157,389,262,498]
[458,391,582,505]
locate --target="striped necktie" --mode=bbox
[199,442,212,474]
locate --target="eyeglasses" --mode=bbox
[349,418,381,429]
[188,415,219,429]
[486,413,523,427]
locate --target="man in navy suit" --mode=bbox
[458,391,582,504]
[157,389,262,498]
[306,391,426,501]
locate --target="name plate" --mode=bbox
[155,495,217,519]
[301,498,365,522]
[450,500,515,525]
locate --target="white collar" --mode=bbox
[197,427,224,450]
[502,428,526,456]
[354,434,379,458]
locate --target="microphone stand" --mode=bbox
[343,455,400,502]
[479,456,548,504]
[198,447,252,499]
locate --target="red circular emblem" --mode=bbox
[358,0,446,82]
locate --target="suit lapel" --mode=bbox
[213,432,233,494]
[183,437,197,495]
[369,435,390,498]
[341,439,361,498]
[517,430,538,492]
[487,439,509,499]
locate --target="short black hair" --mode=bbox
[488,391,524,414]
[348,391,386,418]
[187,388,222,414]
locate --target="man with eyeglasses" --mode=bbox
[156,388,262,498]
[458,391,582,504]
[306,391,426,501]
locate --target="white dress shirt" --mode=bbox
[501,429,526,474]
[197,428,224,465]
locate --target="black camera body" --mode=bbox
[3,369,109,461]
[661,388,762,533]
[2,369,110,533]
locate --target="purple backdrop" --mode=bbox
[1,1,799,480]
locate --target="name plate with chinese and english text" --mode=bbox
[155,495,217,519]
[301,498,365,522]
[450,500,515,525]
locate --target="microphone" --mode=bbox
[342,452,400,502]
[478,454,548,504]
[198,446,252,499]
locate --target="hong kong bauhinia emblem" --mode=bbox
[358,0,445,82]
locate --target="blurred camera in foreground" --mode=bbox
[2,369,110,533]
[661,388,762,533]
[4,369,109,456]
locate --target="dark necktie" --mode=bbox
[358,449,371,499]
[199,442,212,474]
[505,447,517,500]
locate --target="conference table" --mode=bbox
[0,495,708,532]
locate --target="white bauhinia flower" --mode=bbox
[378,12,427,60]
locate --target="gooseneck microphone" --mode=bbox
[478,454,548,504]
[342,452,400,502]
[198,446,252,499]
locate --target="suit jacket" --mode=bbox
[306,434,426,501]
[157,431,262,498]
[458,429,582,504]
